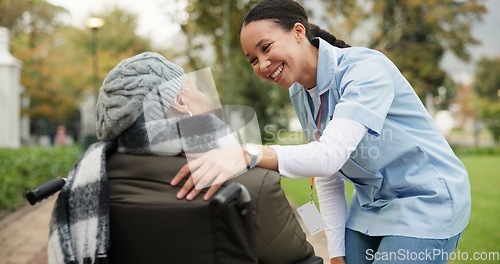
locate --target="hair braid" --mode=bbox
[308,24,350,48]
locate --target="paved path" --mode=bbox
[0,197,54,264]
[0,197,329,264]
[298,218,330,263]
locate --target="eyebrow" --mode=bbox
[245,39,269,58]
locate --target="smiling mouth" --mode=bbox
[270,63,284,80]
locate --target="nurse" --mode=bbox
[172,0,471,263]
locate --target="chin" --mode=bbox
[276,79,294,89]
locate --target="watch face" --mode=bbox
[246,144,260,156]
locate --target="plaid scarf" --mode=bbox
[48,142,116,264]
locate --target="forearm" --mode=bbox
[254,145,279,171]
[316,174,347,258]
[270,118,367,178]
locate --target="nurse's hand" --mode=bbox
[170,164,223,201]
[189,147,247,189]
[171,146,247,200]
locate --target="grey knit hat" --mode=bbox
[96,52,184,141]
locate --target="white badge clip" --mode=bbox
[296,201,326,236]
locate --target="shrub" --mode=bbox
[0,145,81,214]
[451,145,500,156]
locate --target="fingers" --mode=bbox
[171,150,236,201]
[170,163,191,186]
[213,171,232,186]
[176,176,195,199]
[203,183,222,201]
[185,185,202,201]
[193,166,218,190]
[173,160,215,201]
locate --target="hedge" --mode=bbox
[0,145,82,215]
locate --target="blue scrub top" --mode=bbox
[289,38,470,239]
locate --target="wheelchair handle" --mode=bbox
[26,177,66,205]
[212,182,251,208]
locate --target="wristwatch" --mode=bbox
[244,143,260,170]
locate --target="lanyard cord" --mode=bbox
[310,93,326,202]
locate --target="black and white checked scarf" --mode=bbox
[48,142,116,264]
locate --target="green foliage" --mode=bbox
[475,57,500,98]
[6,2,155,135]
[0,0,67,38]
[0,146,81,214]
[476,99,500,143]
[474,57,500,143]
[316,0,486,98]
[451,145,500,156]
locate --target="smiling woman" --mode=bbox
[240,20,318,88]
[173,1,472,264]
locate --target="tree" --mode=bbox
[0,0,66,38]
[315,0,486,99]
[2,0,68,135]
[475,57,500,98]
[474,57,500,144]
[10,5,154,136]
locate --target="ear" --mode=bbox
[293,22,306,42]
[170,95,190,114]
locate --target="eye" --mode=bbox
[249,58,258,66]
[262,43,272,52]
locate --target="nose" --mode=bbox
[259,59,270,73]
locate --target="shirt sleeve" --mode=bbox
[333,50,395,136]
[316,173,347,258]
[271,118,368,178]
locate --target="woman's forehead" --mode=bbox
[240,20,285,53]
[241,20,282,37]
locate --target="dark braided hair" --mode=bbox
[239,0,350,48]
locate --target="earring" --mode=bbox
[188,111,193,117]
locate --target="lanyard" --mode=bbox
[309,92,327,202]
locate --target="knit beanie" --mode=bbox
[96,52,184,141]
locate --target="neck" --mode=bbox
[300,44,319,89]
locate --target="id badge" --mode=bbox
[296,201,326,236]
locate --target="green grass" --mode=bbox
[455,156,499,263]
[281,155,499,263]
[281,177,354,206]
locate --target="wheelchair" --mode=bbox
[27,178,259,264]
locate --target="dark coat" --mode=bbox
[106,153,322,264]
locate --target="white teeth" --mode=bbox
[270,64,283,79]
